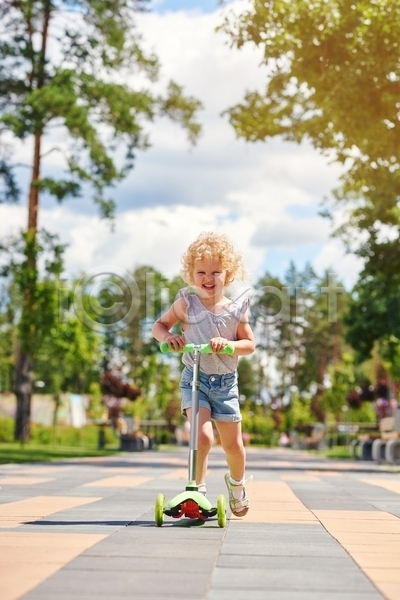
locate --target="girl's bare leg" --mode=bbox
[185,406,214,484]
[215,420,246,482]
[216,420,250,516]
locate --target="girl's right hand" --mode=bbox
[164,335,186,351]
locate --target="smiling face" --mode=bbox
[192,258,227,301]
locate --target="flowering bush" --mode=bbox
[100,372,141,422]
[101,372,140,400]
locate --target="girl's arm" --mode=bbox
[152,297,187,350]
[209,310,256,355]
[233,316,256,355]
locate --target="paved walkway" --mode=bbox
[1,446,400,600]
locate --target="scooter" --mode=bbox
[154,342,234,527]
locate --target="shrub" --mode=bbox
[0,419,116,449]
[0,417,14,442]
[31,423,52,445]
[241,412,276,446]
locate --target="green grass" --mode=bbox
[0,442,120,464]
[313,446,353,460]
[0,440,355,465]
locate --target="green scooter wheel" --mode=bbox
[217,494,227,528]
[155,493,165,527]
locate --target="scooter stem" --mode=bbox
[188,346,200,483]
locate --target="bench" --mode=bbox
[372,410,400,464]
[120,433,151,451]
[299,423,326,450]
[351,435,375,461]
[352,410,400,463]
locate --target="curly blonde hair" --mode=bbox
[180,231,247,286]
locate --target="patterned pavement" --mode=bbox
[1,446,400,600]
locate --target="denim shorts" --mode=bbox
[180,366,241,423]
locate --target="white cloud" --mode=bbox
[313,240,364,288]
[251,217,331,248]
[1,3,362,288]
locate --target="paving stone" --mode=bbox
[207,591,383,600]
[211,565,380,592]
[23,568,211,597]
[2,447,399,600]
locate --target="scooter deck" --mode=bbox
[165,490,217,520]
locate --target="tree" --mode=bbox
[1,1,201,221]
[321,353,356,423]
[121,266,178,376]
[0,1,202,440]
[219,0,400,248]
[250,263,348,427]
[0,270,17,392]
[344,238,400,367]
[253,264,346,392]
[34,312,104,425]
[0,229,65,440]
[237,358,257,403]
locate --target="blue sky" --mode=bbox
[152,0,229,13]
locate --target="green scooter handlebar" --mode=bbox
[160,342,235,355]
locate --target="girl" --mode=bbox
[152,231,255,516]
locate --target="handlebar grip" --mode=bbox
[160,342,235,355]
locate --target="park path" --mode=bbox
[1,446,400,600]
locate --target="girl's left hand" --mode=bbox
[209,337,230,353]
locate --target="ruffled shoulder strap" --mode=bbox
[178,287,197,308]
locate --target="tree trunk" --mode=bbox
[27,133,41,230]
[14,4,51,441]
[14,132,42,441]
[14,350,33,442]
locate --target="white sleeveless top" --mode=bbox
[179,288,250,375]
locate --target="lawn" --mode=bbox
[0,443,120,464]
[318,446,352,460]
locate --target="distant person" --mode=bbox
[375,378,390,421]
[279,432,290,447]
[152,231,255,516]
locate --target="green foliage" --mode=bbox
[0,417,14,442]
[321,353,356,421]
[31,423,53,445]
[0,417,115,448]
[0,229,64,352]
[241,411,276,446]
[0,0,202,214]
[0,289,15,392]
[345,239,400,367]
[0,158,19,203]
[121,266,180,373]
[348,402,376,424]
[35,315,103,394]
[87,382,106,421]
[123,396,148,420]
[252,263,348,397]
[32,422,114,447]
[0,231,103,395]
[237,358,258,401]
[220,0,400,244]
[287,391,316,430]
